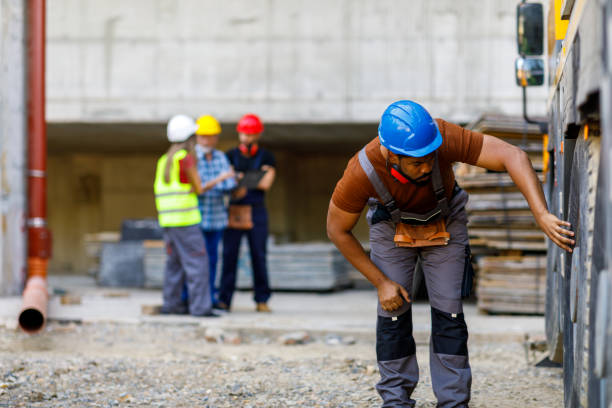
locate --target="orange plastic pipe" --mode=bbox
[19,274,48,334]
[20,0,51,334]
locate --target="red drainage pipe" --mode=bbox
[19,0,52,334]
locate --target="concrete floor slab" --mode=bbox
[0,276,545,341]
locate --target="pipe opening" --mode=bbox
[19,308,45,333]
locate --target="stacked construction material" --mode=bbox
[142,240,166,288]
[82,232,120,276]
[234,241,352,291]
[475,256,546,314]
[138,239,353,292]
[458,114,547,314]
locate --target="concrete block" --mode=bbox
[98,242,145,287]
[60,294,82,305]
[141,304,161,315]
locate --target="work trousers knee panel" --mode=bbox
[377,311,416,361]
[431,307,468,356]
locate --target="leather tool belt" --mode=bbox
[394,218,450,247]
[228,204,253,230]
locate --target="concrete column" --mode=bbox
[0,0,27,295]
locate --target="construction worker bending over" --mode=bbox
[153,114,217,317]
[193,115,237,305]
[217,113,276,313]
[326,100,573,408]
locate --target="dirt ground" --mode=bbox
[0,321,562,407]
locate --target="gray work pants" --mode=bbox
[162,225,212,316]
[369,191,471,408]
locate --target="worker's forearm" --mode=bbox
[187,165,204,195]
[257,170,275,191]
[202,180,215,192]
[191,178,204,195]
[328,229,389,289]
[505,149,548,218]
[202,173,229,192]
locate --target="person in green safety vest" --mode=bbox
[153,114,218,317]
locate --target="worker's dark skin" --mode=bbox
[327,134,574,313]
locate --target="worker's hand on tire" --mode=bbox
[378,280,411,312]
[537,211,575,252]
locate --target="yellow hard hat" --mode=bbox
[195,115,221,136]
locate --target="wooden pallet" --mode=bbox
[475,255,546,314]
[460,114,547,315]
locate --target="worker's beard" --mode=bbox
[408,172,432,186]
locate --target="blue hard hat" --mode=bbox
[378,100,443,157]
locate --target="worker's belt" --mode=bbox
[358,147,464,248]
[393,218,450,247]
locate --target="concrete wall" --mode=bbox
[46,0,547,125]
[48,153,158,274]
[0,1,27,295]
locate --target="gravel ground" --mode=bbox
[0,321,562,407]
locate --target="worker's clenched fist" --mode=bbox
[377,279,410,312]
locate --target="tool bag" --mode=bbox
[394,218,450,247]
[227,204,254,230]
[227,148,263,230]
[358,147,452,247]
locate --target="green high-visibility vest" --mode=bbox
[154,149,202,227]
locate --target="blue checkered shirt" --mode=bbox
[195,146,237,230]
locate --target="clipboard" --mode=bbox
[238,170,266,189]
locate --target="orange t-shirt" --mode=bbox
[331,119,484,214]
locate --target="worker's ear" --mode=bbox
[387,151,400,164]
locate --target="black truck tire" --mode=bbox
[588,146,610,408]
[545,242,563,362]
[563,134,600,408]
[546,140,564,363]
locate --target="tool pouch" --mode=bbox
[368,202,392,225]
[461,245,474,298]
[228,204,253,230]
[394,218,450,248]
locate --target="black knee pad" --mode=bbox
[376,312,416,361]
[431,307,468,356]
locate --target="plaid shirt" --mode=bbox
[195,145,237,230]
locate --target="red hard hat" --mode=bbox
[236,114,264,135]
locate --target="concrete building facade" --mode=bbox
[46,0,547,124]
[4,1,550,278]
[0,0,27,295]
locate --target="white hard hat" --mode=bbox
[167,114,198,143]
